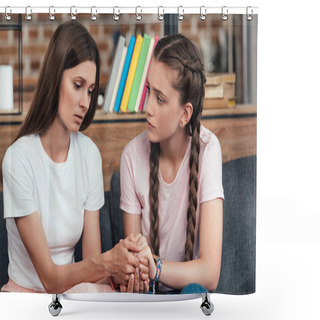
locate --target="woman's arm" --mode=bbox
[15,211,141,293]
[138,198,223,292]
[82,210,101,259]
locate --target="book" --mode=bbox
[205,73,236,86]
[113,35,136,113]
[120,34,143,113]
[102,35,126,112]
[134,37,155,112]
[203,98,236,109]
[109,46,127,112]
[127,34,151,112]
[205,82,235,99]
[138,35,160,112]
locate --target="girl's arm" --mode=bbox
[122,212,142,236]
[137,198,223,292]
[15,211,141,293]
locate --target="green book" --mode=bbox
[126,34,151,112]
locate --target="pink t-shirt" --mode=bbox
[120,125,224,262]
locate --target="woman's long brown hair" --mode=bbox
[14,20,100,142]
[149,34,206,261]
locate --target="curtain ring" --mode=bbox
[90,6,97,21]
[158,6,164,21]
[5,6,12,21]
[246,6,253,21]
[70,6,77,20]
[200,6,206,21]
[221,6,228,21]
[113,6,120,21]
[177,6,184,21]
[135,6,142,21]
[49,6,55,21]
[25,6,32,21]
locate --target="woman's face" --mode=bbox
[57,60,96,133]
[145,60,185,144]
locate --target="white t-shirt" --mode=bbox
[120,126,224,264]
[2,132,104,292]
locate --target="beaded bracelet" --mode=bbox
[152,257,162,294]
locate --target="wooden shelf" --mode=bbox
[0,104,256,191]
[0,104,256,124]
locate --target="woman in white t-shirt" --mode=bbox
[120,34,224,294]
[1,21,149,294]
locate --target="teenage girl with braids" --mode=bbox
[120,34,224,294]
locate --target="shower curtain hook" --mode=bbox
[70,6,77,20]
[113,6,120,21]
[49,6,55,21]
[5,6,12,21]
[158,6,164,21]
[246,6,253,21]
[90,6,97,21]
[177,6,184,21]
[221,6,228,21]
[200,6,207,21]
[135,6,142,21]
[25,6,32,20]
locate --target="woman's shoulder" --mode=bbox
[73,132,100,154]
[2,134,39,171]
[4,134,38,158]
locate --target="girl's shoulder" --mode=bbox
[122,130,149,157]
[200,125,220,147]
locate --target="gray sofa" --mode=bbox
[0,155,256,294]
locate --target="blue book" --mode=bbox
[113,36,136,113]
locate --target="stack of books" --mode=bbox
[203,73,236,109]
[103,34,159,113]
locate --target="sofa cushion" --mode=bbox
[215,155,256,294]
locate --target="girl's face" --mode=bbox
[145,60,186,144]
[57,60,96,133]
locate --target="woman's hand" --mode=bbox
[118,234,151,293]
[103,234,141,285]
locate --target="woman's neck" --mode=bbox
[40,119,71,163]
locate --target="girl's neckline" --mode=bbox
[158,136,191,187]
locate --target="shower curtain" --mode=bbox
[0,5,258,315]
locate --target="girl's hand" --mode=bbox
[120,268,149,293]
[138,246,157,280]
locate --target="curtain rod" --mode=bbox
[0,6,258,21]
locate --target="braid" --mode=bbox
[151,34,206,262]
[185,116,201,261]
[149,142,160,256]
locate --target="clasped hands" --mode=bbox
[109,233,156,293]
